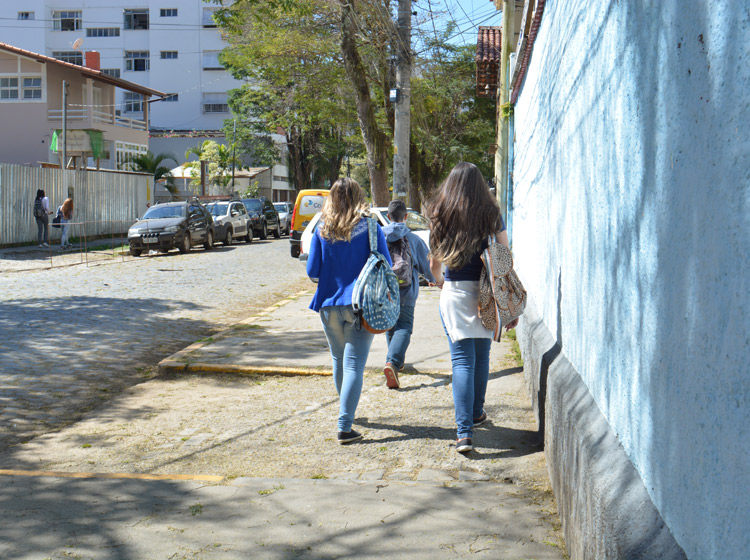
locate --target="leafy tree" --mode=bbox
[409,38,496,209]
[123,150,179,195]
[215,0,357,192]
[184,140,244,193]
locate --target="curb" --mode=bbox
[158,290,326,377]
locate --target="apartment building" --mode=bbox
[1,1,293,200]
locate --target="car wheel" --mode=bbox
[130,247,142,257]
[245,227,253,243]
[260,222,268,240]
[224,228,233,246]
[179,233,191,254]
[204,230,214,250]
[273,221,281,239]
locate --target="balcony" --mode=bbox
[48,108,146,131]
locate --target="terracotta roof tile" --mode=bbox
[476,26,501,98]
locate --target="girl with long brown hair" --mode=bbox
[428,162,519,453]
[306,177,392,445]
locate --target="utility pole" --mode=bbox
[391,0,411,201]
[61,80,68,169]
[231,119,236,191]
[497,0,515,218]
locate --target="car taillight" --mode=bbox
[291,205,298,230]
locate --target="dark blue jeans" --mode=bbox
[385,304,415,370]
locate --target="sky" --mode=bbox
[412,0,502,51]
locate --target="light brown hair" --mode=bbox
[426,162,503,269]
[318,177,368,242]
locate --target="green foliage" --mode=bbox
[216,0,360,190]
[240,180,261,199]
[123,150,179,194]
[410,36,497,201]
[184,140,244,194]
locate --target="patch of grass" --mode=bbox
[197,337,215,345]
[81,443,91,449]
[258,484,285,495]
[189,503,203,516]
[311,474,328,480]
[377,446,388,453]
[509,337,523,368]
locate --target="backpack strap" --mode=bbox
[366,217,377,252]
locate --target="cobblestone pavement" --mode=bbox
[0,238,309,451]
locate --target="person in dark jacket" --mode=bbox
[34,189,52,248]
[381,200,436,389]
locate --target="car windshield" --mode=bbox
[273,203,286,212]
[244,200,262,212]
[143,205,185,219]
[206,203,228,217]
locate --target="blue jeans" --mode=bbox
[446,335,492,439]
[60,218,71,247]
[319,305,375,432]
[36,215,49,244]
[385,304,415,370]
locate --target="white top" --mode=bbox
[42,196,50,213]
[439,280,493,343]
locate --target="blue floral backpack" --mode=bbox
[352,217,400,333]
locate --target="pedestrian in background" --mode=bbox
[427,162,519,454]
[33,189,51,248]
[306,177,392,445]
[381,199,436,389]
[59,197,74,250]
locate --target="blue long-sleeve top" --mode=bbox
[381,222,436,306]
[307,216,392,312]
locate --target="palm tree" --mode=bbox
[124,150,179,197]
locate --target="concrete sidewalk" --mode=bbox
[0,288,566,559]
[158,287,509,377]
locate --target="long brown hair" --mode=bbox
[426,162,503,269]
[319,177,368,242]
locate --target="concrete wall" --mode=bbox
[511,1,749,558]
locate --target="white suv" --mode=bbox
[204,200,253,245]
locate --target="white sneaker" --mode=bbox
[39,244,43,248]
[42,242,49,248]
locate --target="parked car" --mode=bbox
[127,199,215,257]
[273,201,293,235]
[289,189,329,258]
[241,197,282,240]
[204,199,253,245]
[299,207,430,263]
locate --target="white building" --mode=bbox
[1,1,294,201]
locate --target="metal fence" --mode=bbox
[0,163,150,246]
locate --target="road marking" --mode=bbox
[0,469,224,482]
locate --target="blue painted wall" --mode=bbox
[511,1,749,557]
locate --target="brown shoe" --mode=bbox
[383,363,400,389]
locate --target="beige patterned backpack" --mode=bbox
[478,236,527,342]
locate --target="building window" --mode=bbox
[0,78,18,99]
[160,8,177,17]
[123,92,143,113]
[101,68,121,78]
[116,141,147,170]
[18,12,34,20]
[22,77,42,99]
[52,10,82,31]
[164,94,178,102]
[124,51,149,72]
[52,51,83,65]
[160,51,178,60]
[202,51,222,70]
[124,9,149,30]
[202,7,218,27]
[202,93,228,113]
[87,27,120,37]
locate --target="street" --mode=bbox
[0,239,309,451]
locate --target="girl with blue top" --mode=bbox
[306,177,392,445]
[428,162,519,453]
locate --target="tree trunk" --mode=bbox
[339,0,390,206]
